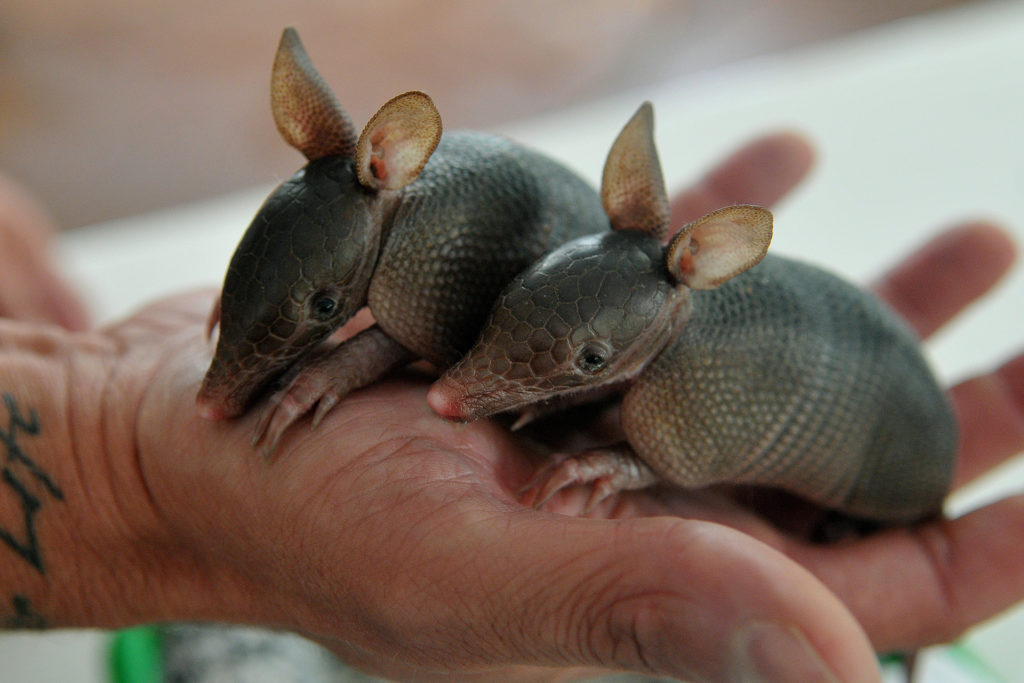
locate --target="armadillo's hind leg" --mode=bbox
[252,325,416,455]
[519,444,660,514]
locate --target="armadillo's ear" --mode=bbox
[354,92,442,191]
[666,205,773,289]
[271,28,358,161]
[600,102,670,240]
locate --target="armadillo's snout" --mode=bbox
[426,379,472,421]
[195,343,286,421]
[195,392,233,421]
[429,358,546,423]
[427,353,512,422]
[195,371,249,421]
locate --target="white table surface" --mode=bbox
[4,1,1023,680]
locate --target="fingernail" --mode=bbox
[732,620,841,683]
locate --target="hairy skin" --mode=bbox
[0,137,1023,682]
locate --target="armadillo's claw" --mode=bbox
[311,391,340,430]
[517,446,660,515]
[509,409,540,432]
[582,478,618,515]
[251,395,280,448]
[517,454,573,508]
[252,393,296,458]
[252,379,334,456]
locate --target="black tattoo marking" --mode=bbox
[0,393,64,573]
[3,594,47,629]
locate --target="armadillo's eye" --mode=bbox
[311,294,338,321]
[574,341,611,375]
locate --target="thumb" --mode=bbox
[482,513,879,682]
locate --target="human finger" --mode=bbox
[791,494,1024,653]
[395,512,881,682]
[0,172,90,329]
[669,131,815,227]
[872,221,1016,339]
[950,352,1024,487]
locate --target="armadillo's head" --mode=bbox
[196,157,382,419]
[195,28,444,420]
[428,231,685,421]
[428,99,773,424]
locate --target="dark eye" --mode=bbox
[574,341,611,375]
[311,294,338,321]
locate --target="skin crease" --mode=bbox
[0,134,1023,682]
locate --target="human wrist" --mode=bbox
[0,321,244,630]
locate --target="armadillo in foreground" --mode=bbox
[428,103,957,523]
[195,28,608,446]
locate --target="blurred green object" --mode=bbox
[944,643,1005,681]
[109,626,163,683]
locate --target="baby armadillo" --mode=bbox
[428,103,957,523]
[195,28,608,447]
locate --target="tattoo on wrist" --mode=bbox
[0,393,63,629]
[0,393,64,572]
[3,594,46,629]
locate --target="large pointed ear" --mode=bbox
[600,102,670,240]
[270,27,358,161]
[666,205,773,289]
[354,91,442,191]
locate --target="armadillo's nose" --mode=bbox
[195,392,230,421]
[426,379,470,421]
[195,377,247,421]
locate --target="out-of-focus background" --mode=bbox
[3,1,1024,681]
[3,0,969,229]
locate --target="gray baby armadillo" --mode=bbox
[195,28,608,448]
[428,103,957,523]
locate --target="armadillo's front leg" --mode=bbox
[520,443,660,513]
[253,324,416,454]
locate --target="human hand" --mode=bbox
[6,131,1021,683]
[0,172,89,329]
[0,132,872,681]
[127,211,1024,682]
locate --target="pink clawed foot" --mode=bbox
[252,373,341,456]
[250,326,417,456]
[517,445,659,514]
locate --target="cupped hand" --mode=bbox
[126,302,875,683]
[84,132,868,682]
[58,132,1024,682]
